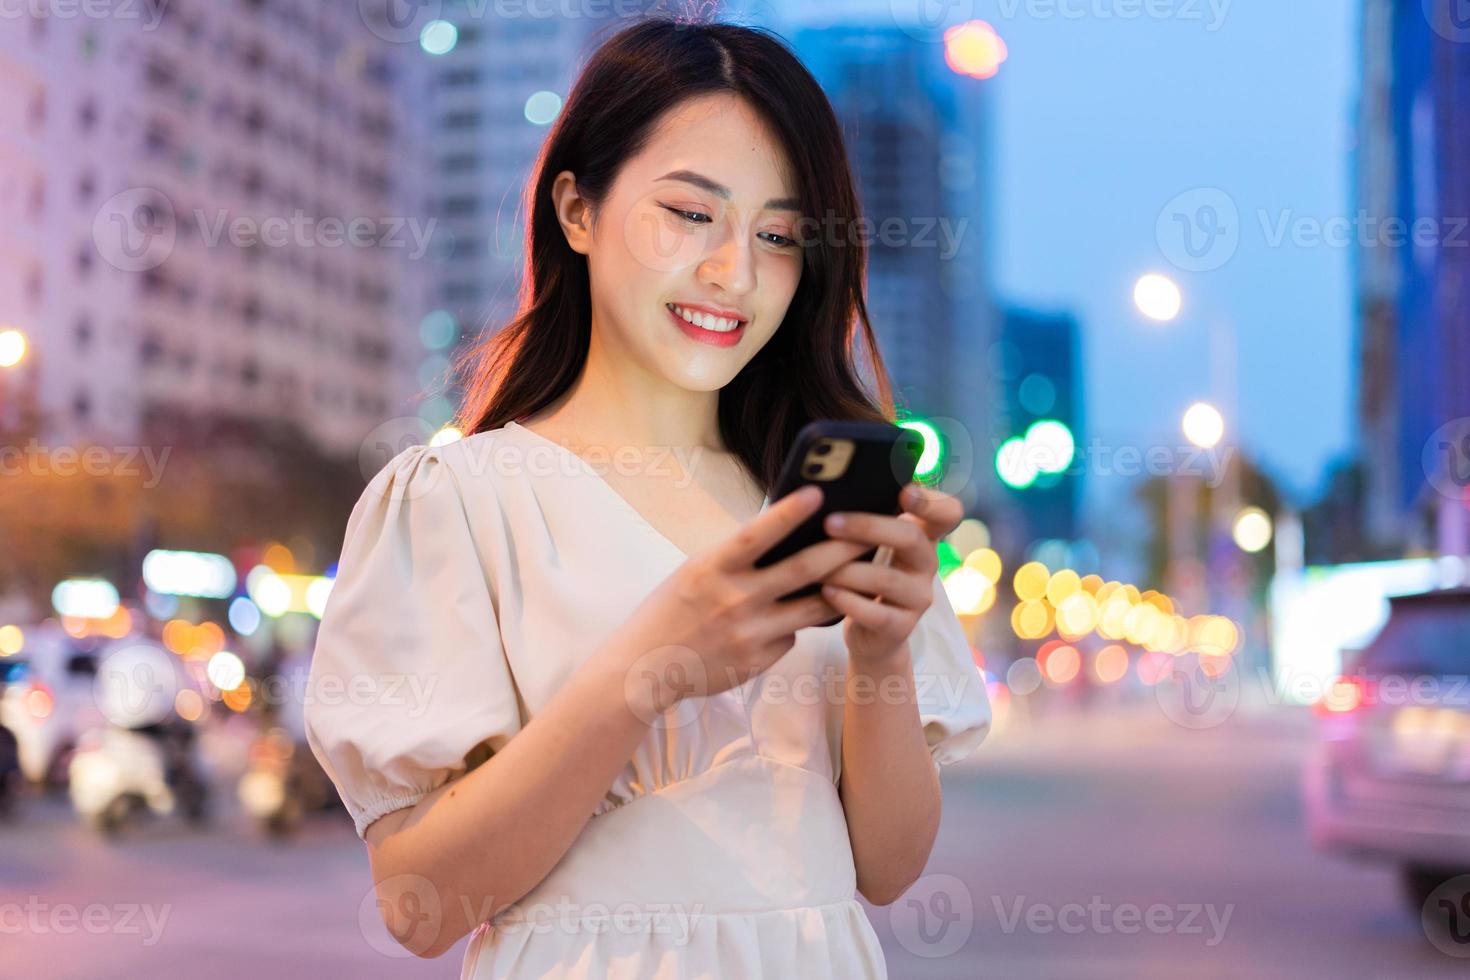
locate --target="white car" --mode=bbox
[0,624,107,786]
[1303,588,1470,915]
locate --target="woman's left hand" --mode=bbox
[819,482,964,667]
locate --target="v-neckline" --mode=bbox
[505,420,771,560]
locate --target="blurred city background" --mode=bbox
[2,0,1469,976]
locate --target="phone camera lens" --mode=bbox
[813,441,832,456]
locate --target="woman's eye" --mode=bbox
[759,231,798,249]
[662,206,711,224]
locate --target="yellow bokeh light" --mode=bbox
[1182,402,1225,450]
[943,20,1008,79]
[1045,569,1082,606]
[0,624,23,656]
[1145,593,1175,616]
[1233,507,1273,553]
[1013,561,1051,602]
[1196,617,1239,657]
[962,547,1003,588]
[262,542,296,574]
[1098,597,1132,640]
[945,567,996,617]
[1011,600,1054,640]
[0,328,27,368]
[1056,591,1100,638]
[222,681,253,713]
[1124,603,1158,646]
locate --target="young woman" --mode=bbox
[304,18,990,978]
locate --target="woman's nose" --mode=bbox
[699,227,756,296]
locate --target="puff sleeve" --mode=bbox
[303,443,522,841]
[910,570,991,775]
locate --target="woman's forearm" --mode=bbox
[366,629,661,959]
[837,642,943,907]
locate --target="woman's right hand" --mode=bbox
[610,485,873,717]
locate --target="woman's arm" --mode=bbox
[818,484,968,906]
[837,641,942,906]
[364,631,661,960]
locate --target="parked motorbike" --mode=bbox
[237,725,339,839]
[69,717,210,836]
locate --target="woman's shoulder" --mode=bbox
[361,425,518,496]
[345,425,528,537]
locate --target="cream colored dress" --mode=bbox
[304,421,991,979]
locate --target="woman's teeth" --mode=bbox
[667,304,743,333]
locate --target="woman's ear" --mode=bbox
[551,170,593,255]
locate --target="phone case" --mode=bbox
[754,420,924,624]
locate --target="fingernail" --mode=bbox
[826,513,846,531]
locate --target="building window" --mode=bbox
[440,110,481,130]
[438,153,480,174]
[78,97,98,132]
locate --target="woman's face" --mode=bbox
[554,93,805,391]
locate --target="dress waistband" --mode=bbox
[491,755,858,925]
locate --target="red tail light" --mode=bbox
[1314,675,1373,716]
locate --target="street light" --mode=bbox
[1232,507,1273,553]
[1181,401,1225,449]
[1133,273,1182,322]
[0,328,26,368]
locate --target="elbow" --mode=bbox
[858,872,921,908]
[370,856,519,960]
[374,872,461,959]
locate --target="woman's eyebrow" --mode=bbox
[654,169,799,211]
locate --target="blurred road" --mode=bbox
[2,703,1463,978]
[877,702,1467,979]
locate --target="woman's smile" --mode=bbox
[665,302,748,347]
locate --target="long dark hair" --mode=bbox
[449,17,896,493]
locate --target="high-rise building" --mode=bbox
[1354,0,1470,556]
[413,4,617,427]
[780,21,998,509]
[0,1,429,456]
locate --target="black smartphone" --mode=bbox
[754,420,924,626]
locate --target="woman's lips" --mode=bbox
[666,304,746,348]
